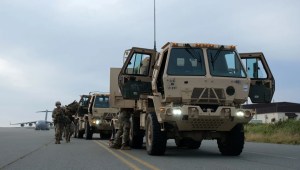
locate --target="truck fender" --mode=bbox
[147,96,163,123]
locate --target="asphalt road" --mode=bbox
[1,127,300,170]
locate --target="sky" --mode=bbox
[1,0,300,127]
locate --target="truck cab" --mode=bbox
[117,42,275,156]
[74,93,118,139]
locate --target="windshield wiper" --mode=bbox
[210,45,224,70]
[184,44,202,64]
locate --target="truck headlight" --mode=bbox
[236,111,245,117]
[95,120,100,124]
[172,109,182,116]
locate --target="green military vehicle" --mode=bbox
[111,42,275,155]
[74,93,118,139]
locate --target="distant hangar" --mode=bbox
[242,102,300,123]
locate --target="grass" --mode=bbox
[244,120,300,145]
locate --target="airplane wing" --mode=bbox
[10,121,37,127]
[10,109,53,128]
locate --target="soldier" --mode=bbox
[64,108,75,143]
[109,110,131,150]
[52,101,65,144]
[64,114,72,143]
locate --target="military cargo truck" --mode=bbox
[111,42,275,155]
[74,93,118,139]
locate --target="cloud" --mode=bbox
[0,58,29,89]
[0,0,300,126]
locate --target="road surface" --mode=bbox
[0,127,299,170]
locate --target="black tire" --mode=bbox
[100,131,112,139]
[146,112,167,155]
[217,124,244,156]
[78,129,84,138]
[77,122,84,139]
[175,139,184,147]
[129,116,145,149]
[85,121,93,140]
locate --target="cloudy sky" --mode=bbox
[1,0,299,127]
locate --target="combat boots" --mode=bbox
[55,140,61,144]
[109,143,121,149]
[120,143,131,150]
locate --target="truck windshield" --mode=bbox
[94,96,109,108]
[167,48,205,76]
[207,49,246,78]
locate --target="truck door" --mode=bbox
[118,47,157,100]
[240,52,275,103]
[78,95,90,116]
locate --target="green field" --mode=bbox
[245,120,300,144]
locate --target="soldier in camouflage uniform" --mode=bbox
[64,115,73,143]
[64,107,75,143]
[110,110,131,150]
[52,101,65,144]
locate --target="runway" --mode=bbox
[1,127,300,170]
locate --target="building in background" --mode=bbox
[243,102,300,123]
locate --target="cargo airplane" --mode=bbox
[10,110,53,130]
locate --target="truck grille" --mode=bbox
[191,118,225,129]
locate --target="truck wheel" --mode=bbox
[175,139,184,147]
[146,112,166,155]
[217,124,244,156]
[85,121,93,140]
[77,122,84,139]
[129,116,145,149]
[100,131,112,139]
[78,129,84,138]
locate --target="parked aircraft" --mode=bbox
[10,110,53,130]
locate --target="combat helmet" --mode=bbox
[55,101,61,106]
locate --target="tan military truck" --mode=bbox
[111,42,275,155]
[74,93,118,140]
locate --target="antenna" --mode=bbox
[154,0,157,51]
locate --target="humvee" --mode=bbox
[110,42,275,155]
[74,93,118,139]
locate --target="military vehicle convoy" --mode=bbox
[110,42,275,156]
[74,93,118,139]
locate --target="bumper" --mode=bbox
[91,119,112,131]
[160,105,254,131]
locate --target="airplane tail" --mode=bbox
[36,110,52,121]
